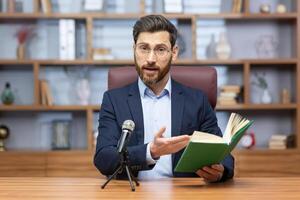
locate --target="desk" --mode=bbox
[0,177,299,200]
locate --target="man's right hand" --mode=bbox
[150,127,190,159]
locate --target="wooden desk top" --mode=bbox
[0,177,300,200]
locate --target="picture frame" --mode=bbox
[52,120,71,150]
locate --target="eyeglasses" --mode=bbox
[135,44,171,58]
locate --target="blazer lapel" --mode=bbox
[127,81,144,144]
[171,80,185,165]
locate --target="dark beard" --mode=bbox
[134,54,172,87]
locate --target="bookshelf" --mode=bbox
[0,0,299,177]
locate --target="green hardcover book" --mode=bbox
[175,113,253,172]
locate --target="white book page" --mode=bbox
[191,131,225,144]
[223,113,235,144]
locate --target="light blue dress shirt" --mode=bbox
[137,76,173,180]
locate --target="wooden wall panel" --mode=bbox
[0,152,46,176]
[234,150,300,177]
[46,151,100,177]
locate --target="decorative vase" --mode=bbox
[261,89,272,104]
[76,78,91,105]
[1,82,15,105]
[17,43,25,60]
[206,34,217,59]
[216,32,231,60]
[255,35,278,58]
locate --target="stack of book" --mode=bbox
[218,85,241,105]
[268,134,295,149]
[93,48,114,60]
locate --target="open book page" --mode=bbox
[191,131,226,143]
[223,113,235,144]
[223,113,250,144]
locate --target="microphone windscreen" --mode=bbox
[122,120,135,132]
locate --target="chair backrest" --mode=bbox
[108,66,217,108]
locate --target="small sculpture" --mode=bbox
[281,88,290,104]
[255,35,278,58]
[260,4,271,14]
[276,4,287,13]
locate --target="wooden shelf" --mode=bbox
[197,13,297,20]
[216,104,297,110]
[0,13,194,20]
[234,148,299,154]
[0,150,91,154]
[196,59,244,65]
[0,59,198,65]
[0,12,297,20]
[95,103,297,111]
[242,13,298,20]
[0,60,36,65]
[91,105,100,111]
[246,59,298,65]
[0,13,140,20]
[0,105,95,111]
[0,58,297,66]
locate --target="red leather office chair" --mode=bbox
[108,66,217,109]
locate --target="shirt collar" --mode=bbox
[138,75,171,99]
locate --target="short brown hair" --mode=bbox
[133,15,177,47]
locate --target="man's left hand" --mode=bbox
[196,164,224,183]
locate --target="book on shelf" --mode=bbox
[232,0,243,13]
[59,19,75,60]
[40,80,53,106]
[175,113,253,172]
[7,0,15,13]
[220,85,241,93]
[268,134,295,150]
[218,85,241,105]
[93,48,114,60]
[40,0,52,14]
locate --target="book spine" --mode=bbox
[7,0,15,13]
[59,20,68,60]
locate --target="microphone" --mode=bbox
[117,120,135,153]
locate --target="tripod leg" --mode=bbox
[101,165,122,189]
[125,165,135,191]
[127,166,140,186]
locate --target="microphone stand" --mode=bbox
[101,148,140,191]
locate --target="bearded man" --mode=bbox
[94,15,234,182]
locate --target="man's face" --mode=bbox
[134,31,178,86]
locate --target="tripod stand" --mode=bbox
[101,149,140,191]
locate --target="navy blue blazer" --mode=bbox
[94,79,234,181]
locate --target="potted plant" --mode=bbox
[252,72,272,104]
